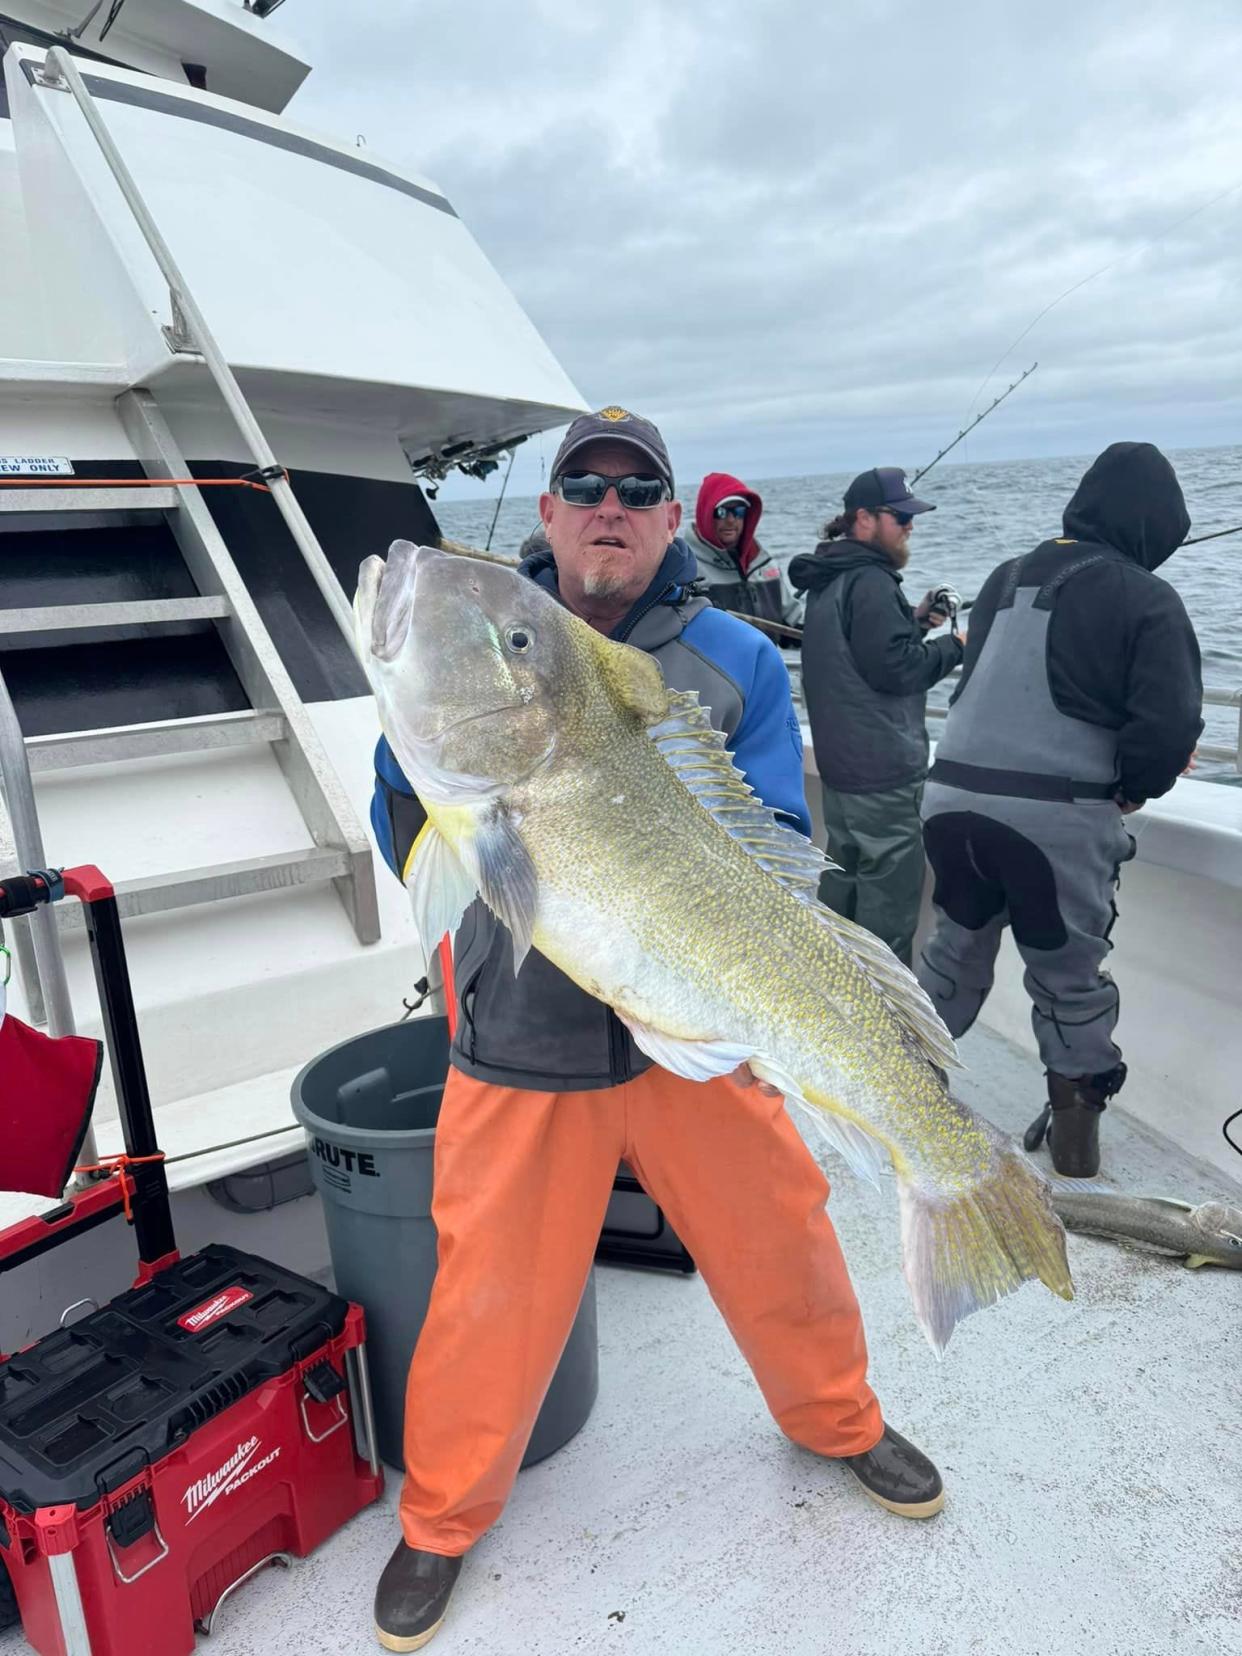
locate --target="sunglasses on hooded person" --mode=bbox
[713,502,749,521]
[553,470,670,510]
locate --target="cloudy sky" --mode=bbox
[283,1,1242,498]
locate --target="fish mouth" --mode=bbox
[414,702,524,744]
[359,540,432,664]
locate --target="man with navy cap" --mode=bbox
[790,468,963,965]
[370,419,946,1652]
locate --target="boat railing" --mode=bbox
[0,666,98,1171]
[786,659,1241,774]
[928,681,1241,773]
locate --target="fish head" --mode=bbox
[355,541,583,803]
[1191,1201,1242,1260]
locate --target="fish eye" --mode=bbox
[504,624,534,654]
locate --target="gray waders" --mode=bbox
[915,549,1135,1175]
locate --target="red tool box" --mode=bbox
[0,867,384,1655]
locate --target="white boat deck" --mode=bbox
[7,1024,1236,1656]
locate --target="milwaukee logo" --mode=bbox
[182,1436,282,1523]
[177,1285,254,1333]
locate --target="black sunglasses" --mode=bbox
[713,503,748,520]
[554,471,669,510]
[880,507,914,528]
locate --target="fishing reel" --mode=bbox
[926,584,962,624]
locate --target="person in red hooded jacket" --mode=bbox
[687,472,803,641]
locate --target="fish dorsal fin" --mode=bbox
[648,690,828,899]
[597,636,670,722]
[649,689,960,1074]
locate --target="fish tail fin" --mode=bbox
[897,1146,1073,1355]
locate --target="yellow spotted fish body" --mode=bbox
[356,542,1073,1353]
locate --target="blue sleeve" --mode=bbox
[683,610,812,836]
[371,735,425,879]
[729,634,813,836]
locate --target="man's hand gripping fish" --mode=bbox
[356,542,1073,1352]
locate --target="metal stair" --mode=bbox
[0,388,380,948]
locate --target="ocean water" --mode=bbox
[435,445,1241,781]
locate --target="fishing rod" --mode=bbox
[485,447,518,552]
[910,362,1038,485]
[732,612,804,643]
[1183,522,1242,546]
[437,535,519,568]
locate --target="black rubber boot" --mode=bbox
[374,1541,463,1652]
[1046,1071,1107,1178]
[841,1425,945,1518]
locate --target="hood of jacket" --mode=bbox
[694,472,763,574]
[1061,441,1190,572]
[519,536,701,640]
[788,538,900,594]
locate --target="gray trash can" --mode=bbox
[291,1015,598,1473]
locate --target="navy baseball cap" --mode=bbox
[843,467,935,516]
[550,407,674,492]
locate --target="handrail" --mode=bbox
[0,669,98,1171]
[788,656,1241,774]
[38,47,362,661]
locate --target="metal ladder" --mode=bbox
[0,389,380,949]
[0,42,382,977]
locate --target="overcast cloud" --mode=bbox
[282,0,1242,498]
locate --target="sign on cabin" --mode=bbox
[0,457,75,476]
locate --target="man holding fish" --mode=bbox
[364,407,984,1651]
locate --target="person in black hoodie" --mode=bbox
[916,442,1202,1178]
[790,467,964,964]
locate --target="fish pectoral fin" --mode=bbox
[472,802,539,974]
[1183,1254,1214,1269]
[617,1017,758,1084]
[405,823,479,955]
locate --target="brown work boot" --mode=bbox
[1046,1071,1108,1178]
[374,1539,463,1652]
[840,1424,945,1518]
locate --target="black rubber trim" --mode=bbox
[0,1192,126,1277]
[21,60,458,218]
[929,757,1116,802]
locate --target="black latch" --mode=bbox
[95,1445,150,1498]
[303,1359,345,1406]
[107,1488,154,1550]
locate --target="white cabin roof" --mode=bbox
[4,0,310,112]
